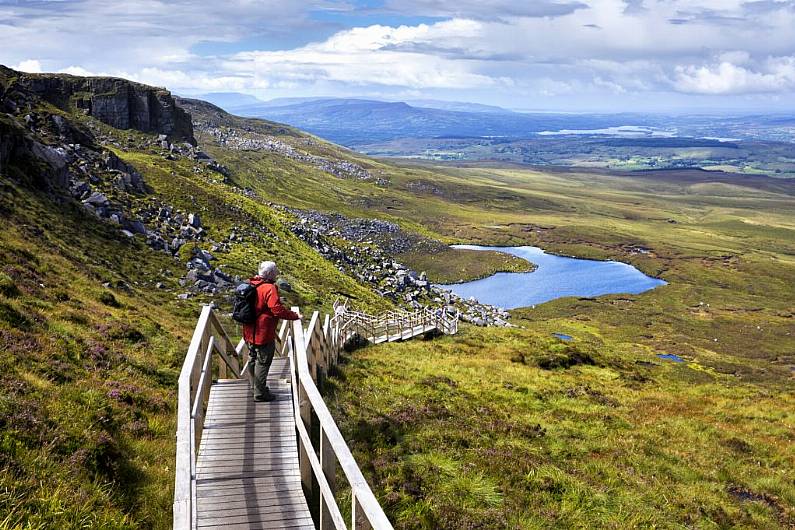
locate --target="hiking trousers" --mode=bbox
[248,341,276,399]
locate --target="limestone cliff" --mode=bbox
[0,65,195,144]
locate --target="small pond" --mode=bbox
[441,245,666,309]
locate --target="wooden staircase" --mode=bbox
[173,302,459,529]
[334,301,459,345]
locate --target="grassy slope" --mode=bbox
[182,107,795,526]
[187,102,534,283]
[314,164,795,528]
[2,87,794,528]
[0,181,190,528]
[0,120,392,527]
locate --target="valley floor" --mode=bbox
[317,162,795,528]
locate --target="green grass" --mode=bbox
[0,123,392,527]
[397,247,534,283]
[190,111,795,526]
[329,323,795,528]
[2,92,794,528]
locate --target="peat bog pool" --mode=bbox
[442,245,667,309]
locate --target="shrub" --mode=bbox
[0,301,31,329]
[98,291,119,307]
[0,272,20,298]
[537,345,596,370]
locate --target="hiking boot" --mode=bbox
[254,389,275,402]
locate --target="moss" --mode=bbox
[98,291,120,308]
[0,272,20,298]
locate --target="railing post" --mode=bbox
[319,426,338,530]
[352,493,374,530]
[305,311,320,383]
[292,310,316,512]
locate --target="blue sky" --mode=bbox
[1,0,794,112]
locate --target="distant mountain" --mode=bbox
[227,97,647,146]
[405,99,514,114]
[192,92,265,111]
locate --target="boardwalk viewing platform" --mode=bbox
[173,303,459,529]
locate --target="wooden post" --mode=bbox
[292,311,315,506]
[319,427,338,530]
[352,493,373,530]
[305,311,320,383]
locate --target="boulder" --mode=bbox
[83,191,109,207]
[126,220,147,235]
[188,213,201,229]
[276,279,293,292]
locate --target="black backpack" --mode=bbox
[232,283,259,323]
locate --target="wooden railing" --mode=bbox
[174,302,459,529]
[333,301,459,343]
[172,305,244,529]
[285,307,393,529]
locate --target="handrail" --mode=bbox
[175,302,457,529]
[289,312,394,529]
[332,302,458,344]
[173,305,245,530]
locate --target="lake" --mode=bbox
[442,245,667,309]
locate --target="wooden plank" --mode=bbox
[199,510,314,525]
[197,489,306,504]
[181,304,403,530]
[197,480,304,496]
[200,520,314,530]
[199,518,315,530]
[198,497,310,514]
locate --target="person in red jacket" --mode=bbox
[243,261,300,402]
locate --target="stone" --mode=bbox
[126,220,147,235]
[83,191,109,207]
[213,269,233,283]
[19,73,196,143]
[69,181,91,198]
[188,213,201,229]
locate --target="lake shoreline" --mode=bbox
[438,244,668,309]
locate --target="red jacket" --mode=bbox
[242,277,300,345]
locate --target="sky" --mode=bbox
[1,0,794,112]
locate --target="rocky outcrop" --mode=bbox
[2,65,195,144]
[284,206,512,326]
[0,114,70,189]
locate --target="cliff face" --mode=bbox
[1,66,195,144]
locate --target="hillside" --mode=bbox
[0,67,530,526]
[1,66,794,529]
[0,66,408,527]
[221,97,649,146]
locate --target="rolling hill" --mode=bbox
[2,66,794,528]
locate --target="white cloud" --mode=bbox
[226,19,505,89]
[59,66,96,77]
[674,56,795,94]
[14,59,42,73]
[1,0,794,106]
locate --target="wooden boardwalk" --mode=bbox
[195,358,313,529]
[174,304,458,529]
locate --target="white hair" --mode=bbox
[258,261,278,281]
